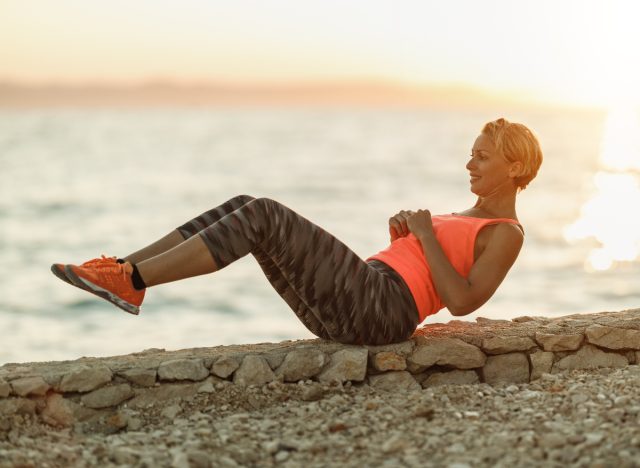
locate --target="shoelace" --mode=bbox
[82,256,131,282]
[81,255,117,268]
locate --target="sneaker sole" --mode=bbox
[63,265,140,315]
[51,264,73,285]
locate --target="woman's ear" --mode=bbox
[508,161,524,179]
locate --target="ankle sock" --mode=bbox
[130,264,147,290]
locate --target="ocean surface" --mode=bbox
[2,106,640,365]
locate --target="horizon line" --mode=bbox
[0,79,602,110]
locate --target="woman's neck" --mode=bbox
[472,195,517,219]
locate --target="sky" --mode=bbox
[1,0,640,107]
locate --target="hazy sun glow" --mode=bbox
[564,106,640,270]
[1,0,639,108]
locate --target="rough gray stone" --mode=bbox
[126,382,201,409]
[80,383,134,409]
[264,353,287,370]
[624,350,636,364]
[365,341,414,356]
[552,344,628,372]
[476,317,511,325]
[422,370,479,387]
[58,365,113,393]
[112,447,139,465]
[481,336,537,354]
[127,417,143,431]
[0,378,11,397]
[211,356,241,379]
[539,432,565,449]
[483,352,530,384]
[529,351,554,380]
[368,371,420,392]
[275,348,327,382]
[585,324,640,350]
[9,376,50,397]
[41,370,66,389]
[301,384,326,402]
[535,333,583,352]
[186,449,213,468]
[233,355,275,387]
[197,376,220,393]
[317,348,368,383]
[511,316,537,322]
[371,351,406,371]
[118,368,157,387]
[158,359,209,381]
[161,404,182,419]
[0,398,37,418]
[408,338,486,371]
[46,394,99,428]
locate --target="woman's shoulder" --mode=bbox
[493,220,525,238]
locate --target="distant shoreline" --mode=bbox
[0,81,592,110]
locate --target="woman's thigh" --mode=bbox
[198,197,419,344]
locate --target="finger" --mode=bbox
[392,216,409,236]
[389,218,403,236]
[399,214,413,234]
[394,216,407,235]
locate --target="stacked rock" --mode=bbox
[1,308,639,430]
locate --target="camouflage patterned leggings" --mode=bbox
[176,195,420,345]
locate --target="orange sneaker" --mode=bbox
[63,260,145,315]
[51,255,118,285]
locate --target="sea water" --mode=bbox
[1,106,638,365]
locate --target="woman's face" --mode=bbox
[466,133,519,196]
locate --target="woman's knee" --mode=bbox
[251,197,285,218]
[235,194,256,205]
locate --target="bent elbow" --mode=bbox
[447,298,477,317]
[448,305,474,317]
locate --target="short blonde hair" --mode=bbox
[482,118,543,190]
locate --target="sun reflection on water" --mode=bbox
[564,106,640,271]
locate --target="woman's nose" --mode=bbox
[466,158,475,170]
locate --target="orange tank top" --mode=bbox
[366,214,522,322]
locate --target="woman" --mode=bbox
[52,118,543,346]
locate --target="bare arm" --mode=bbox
[408,210,523,316]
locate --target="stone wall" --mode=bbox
[1,308,639,429]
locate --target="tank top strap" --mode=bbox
[444,214,524,236]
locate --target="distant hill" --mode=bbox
[0,81,563,109]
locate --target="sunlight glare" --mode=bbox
[564,107,640,271]
[600,106,640,171]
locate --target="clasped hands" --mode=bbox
[388,209,434,242]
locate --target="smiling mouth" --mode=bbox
[470,175,481,183]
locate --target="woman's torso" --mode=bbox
[453,209,523,261]
[366,212,523,321]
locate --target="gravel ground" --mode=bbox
[2,365,640,468]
